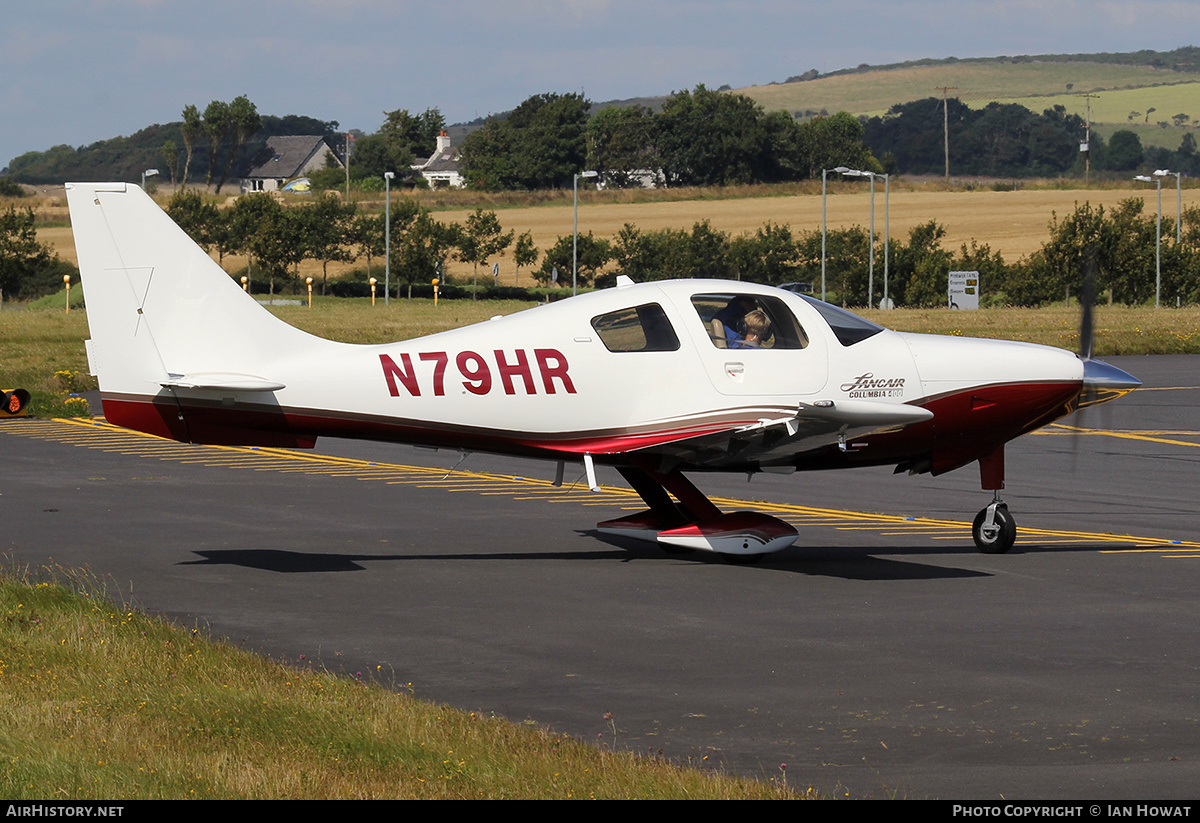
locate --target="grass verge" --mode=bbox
[0,563,803,799]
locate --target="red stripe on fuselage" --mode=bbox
[99,377,1080,472]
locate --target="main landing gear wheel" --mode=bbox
[972,503,1016,554]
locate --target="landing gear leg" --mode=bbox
[973,446,1016,553]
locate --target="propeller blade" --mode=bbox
[1079,247,1097,361]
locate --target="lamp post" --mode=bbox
[838,168,890,308]
[383,172,394,306]
[821,167,851,303]
[141,168,159,190]
[1134,174,1163,309]
[573,170,598,296]
[1154,169,1183,243]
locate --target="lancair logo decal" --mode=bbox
[840,372,905,398]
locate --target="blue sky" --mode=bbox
[2,1,1195,167]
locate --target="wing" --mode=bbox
[629,398,933,470]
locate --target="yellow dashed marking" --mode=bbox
[5,417,1197,554]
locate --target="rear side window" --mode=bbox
[591,303,680,352]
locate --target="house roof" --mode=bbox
[244,135,337,180]
[420,148,461,173]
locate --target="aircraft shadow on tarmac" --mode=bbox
[586,531,994,580]
[179,547,638,573]
[178,534,1031,582]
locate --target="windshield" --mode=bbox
[797,295,885,346]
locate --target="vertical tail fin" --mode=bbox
[67,183,319,445]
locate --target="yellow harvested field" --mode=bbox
[435,186,1199,264]
[38,186,1200,288]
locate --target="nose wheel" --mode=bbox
[972,500,1016,554]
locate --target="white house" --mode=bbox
[413,131,465,189]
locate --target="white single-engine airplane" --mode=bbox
[66,182,1140,561]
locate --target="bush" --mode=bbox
[0,179,26,197]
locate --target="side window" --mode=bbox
[591,303,680,353]
[691,293,809,350]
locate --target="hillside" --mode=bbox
[736,49,1200,150]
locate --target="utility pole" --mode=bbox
[1080,94,1099,184]
[935,87,957,183]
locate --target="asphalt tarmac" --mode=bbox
[3,354,1198,799]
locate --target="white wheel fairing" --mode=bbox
[656,512,798,555]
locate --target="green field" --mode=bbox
[738,60,1200,150]
[740,61,1195,116]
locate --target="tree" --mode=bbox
[350,213,385,278]
[512,231,538,285]
[460,93,590,190]
[535,232,611,287]
[456,208,514,297]
[215,95,262,193]
[379,108,445,160]
[348,108,445,182]
[610,223,689,283]
[587,105,658,188]
[607,220,731,285]
[384,199,458,289]
[861,97,1087,177]
[188,96,264,192]
[297,194,358,294]
[795,112,881,179]
[166,189,220,254]
[1104,130,1142,172]
[228,194,292,293]
[202,100,232,187]
[0,205,54,301]
[161,140,180,185]
[890,221,952,307]
[793,225,871,306]
[457,118,517,190]
[729,222,799,284]
[180,104,203,185]
[656,85,774,186]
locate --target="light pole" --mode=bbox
[839,168,889,308]
[1154,169,1183,243]
[1135,174,1163,308]
[821,166,851,303]
[141,168,159,190]
[573,170,598,296]
[383,172,394,306]
[881,172,890,309]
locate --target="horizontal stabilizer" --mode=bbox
[162,373,286,392]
